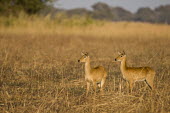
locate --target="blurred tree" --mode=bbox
[91,2,133,21]
[38,5,64,17]
[155,5,170,24]
[66,8,92,17]
[112,7,133,21]
[0,0,53,16]
[92,2,115,20]
[134,8,157,23]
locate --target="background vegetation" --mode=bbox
[0,1,170,113]
[0,0,52,15]
[1,1,170,24]
[43,2,170,24]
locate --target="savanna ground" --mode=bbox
[0,15,170,113]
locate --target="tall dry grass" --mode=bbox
[0,15,170,113]
[0,13,169,39]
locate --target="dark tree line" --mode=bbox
[43,2,170,24]
[47,2,170,24]
[0,0,52,16]
[0,1,170,24]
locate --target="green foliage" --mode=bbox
[0,0,52,16]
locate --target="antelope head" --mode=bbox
[115,51,126,62]
[78,52,89,63]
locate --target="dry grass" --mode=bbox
[0,17,170,113]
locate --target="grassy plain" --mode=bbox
[0,15,170,113]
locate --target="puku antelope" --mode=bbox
[114,51,155,93]
[78,52,107,96]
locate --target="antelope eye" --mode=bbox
[120,55,123,57]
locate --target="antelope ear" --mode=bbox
[118,51,121,55]
[81,52,85,56]
[123,50,125,55]
[85,52,89,56]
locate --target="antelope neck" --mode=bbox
[85,59,91,75]
[120,57,127,74]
